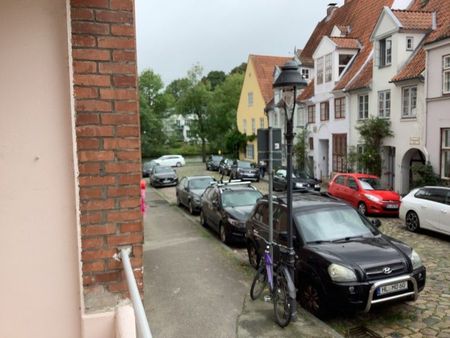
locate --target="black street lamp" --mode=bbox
[272,60,307,319]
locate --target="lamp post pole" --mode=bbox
[273,60,307,321]
[264,103,274,255]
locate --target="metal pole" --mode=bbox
[285,97,297,320]
[120,247,153,338]
[268,124,273,254]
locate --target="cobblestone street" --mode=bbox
[150,161,450,337]
[326,218,450,338]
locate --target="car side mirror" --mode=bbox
[371,219,381,228]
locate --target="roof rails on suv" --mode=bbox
[261,190,339,206]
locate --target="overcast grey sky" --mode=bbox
[135,0,346,86]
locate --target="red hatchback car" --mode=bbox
[328,173,401,216]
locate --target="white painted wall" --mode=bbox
[425,40,450,178]
[0,1,82,337]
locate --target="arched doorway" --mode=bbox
[401,148,426,194]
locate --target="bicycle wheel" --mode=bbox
[250,265,267,300]
[273,271,293,328]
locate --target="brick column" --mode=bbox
[70,0,143,308]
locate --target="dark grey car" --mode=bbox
[149,166,178,187]
[176,176,215,214]
[230,160,260,182]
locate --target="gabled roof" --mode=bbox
[249,54,292,104]
[391,0,450,82]
[299,80,315,101]
[299,0,394,97]
[391,9,434,30]
[330,37,361,49]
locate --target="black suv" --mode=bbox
[200,182,262,244]
[245,191,426,317]
[230,160,259,182]
[273,168,321,192]
[218,158,233,176]
[206,155,223,171]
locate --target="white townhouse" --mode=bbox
[298,0,393,180]
[425,37,450,180]
[367,6,434,193]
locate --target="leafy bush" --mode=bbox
[410,162,441,188]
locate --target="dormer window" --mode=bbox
[325,53,333,82]
[317,57,324,84]
[406,37,414,51]
[339,54,353,75]
[379,37,392,67]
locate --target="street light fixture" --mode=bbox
[272,60,307,319]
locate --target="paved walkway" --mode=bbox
[143,187,342,338]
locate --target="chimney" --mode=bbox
[327,3,338,17]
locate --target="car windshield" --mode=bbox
[143,161,156,170]
[221,190,262,208]
[295,206,376,243]
[154,166,174,174]
[189,178,214,189]
[358,177,383,190]
[293,171,311,179]
[211,155,222,161]
[238,161,254,169]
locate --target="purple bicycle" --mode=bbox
[250,240,296,327]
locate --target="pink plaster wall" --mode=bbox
[0,1,82,337]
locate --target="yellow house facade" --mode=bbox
[236,54,291,161]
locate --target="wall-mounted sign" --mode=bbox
[409,137,420,145]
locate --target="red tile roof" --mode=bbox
[391,0,450,82]
[392,10,434,30]
[299,80,315,101]
[345,58,373,91]
[331,37,361,49]
[299,0,394,97]
[249,54,292,104]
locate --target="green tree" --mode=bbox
[411,162,441,188]
[175,65,212,162]
[230,62,247,75]
[224,128,248,158]
[294,128,308,172]
[139,69,169,157]
[202,70,226,90]
[355,117,394,176]
[207,72,244,151]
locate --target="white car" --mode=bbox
[154,155,185,167]
[399,186,450,235]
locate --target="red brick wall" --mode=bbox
[70,0,143,301]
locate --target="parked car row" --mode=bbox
[171,171,427,318]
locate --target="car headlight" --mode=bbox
[328,263,357,282]
[314,184,320,189]
[364,194,382,203]
[295,182,306,188]
[410,250,423,270]
[228,218,243,227]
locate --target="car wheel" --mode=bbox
[176,162,182,167]
[406,211,420,232]
[247,242,260,269]
[219,223,229,244]
[299,280,327,318]
[200,210,208,227]
[358,202,367,216]
[188,200,195,215]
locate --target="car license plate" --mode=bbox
[386,204,399,209]
[377,281,408,296]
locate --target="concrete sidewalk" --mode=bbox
[143,187,343,338]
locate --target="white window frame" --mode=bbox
[379,37,392,67]
[243,119,247,134]
[251,118,256,134]
[248,92,253,107]
[358,94,369,120]
[317,56,324,84]
[441,128,450,179]
[443,55,450,94]
[246,144,254,160]
[259,117,265,129]
[378,90,391,118]
[402,86,417,118]
[406,36,414,51]
[325,53,333,82]
[301,68,309,80]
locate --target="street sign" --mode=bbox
[257,128,282,167]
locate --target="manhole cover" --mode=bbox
[346,326,381,338]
